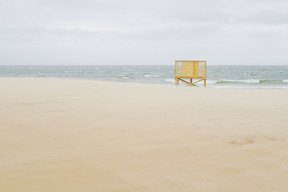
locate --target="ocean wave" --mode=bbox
[64,70,83,74]
[259,80,284,84]
[166,79,287,85]
[115,75,129,79]
[216,79,259,84]
[144,74,160,77]
[216,79,286,84]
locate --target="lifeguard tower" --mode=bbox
[175,60,207,87]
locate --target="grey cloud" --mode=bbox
[0,0,287,65]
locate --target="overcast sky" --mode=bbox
[0,0,287,65]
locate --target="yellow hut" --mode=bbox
[175,60,207,87]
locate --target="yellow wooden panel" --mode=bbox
[175,61,183,76]
[182,62,186,76]
[198,61,206,77]
[175,60,206,78]
[193,61,198,76]
[183,61,193,76]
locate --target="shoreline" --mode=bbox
[1,77,288,89]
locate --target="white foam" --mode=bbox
[283,80,288,83]
[238,79,260,84]
[116,75,129,79]
[219,79,260,84]
[206,80,217,84]
[144,74,160,78]
[166,78,175,83]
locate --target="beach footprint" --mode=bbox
[229,136,255,145]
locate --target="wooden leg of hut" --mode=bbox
[189,78,193,86]
[204,78,206,88]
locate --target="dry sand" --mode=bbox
[1,78,288,192]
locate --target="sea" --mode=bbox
[0,65,288,89]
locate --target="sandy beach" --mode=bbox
[1,78,288,192]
